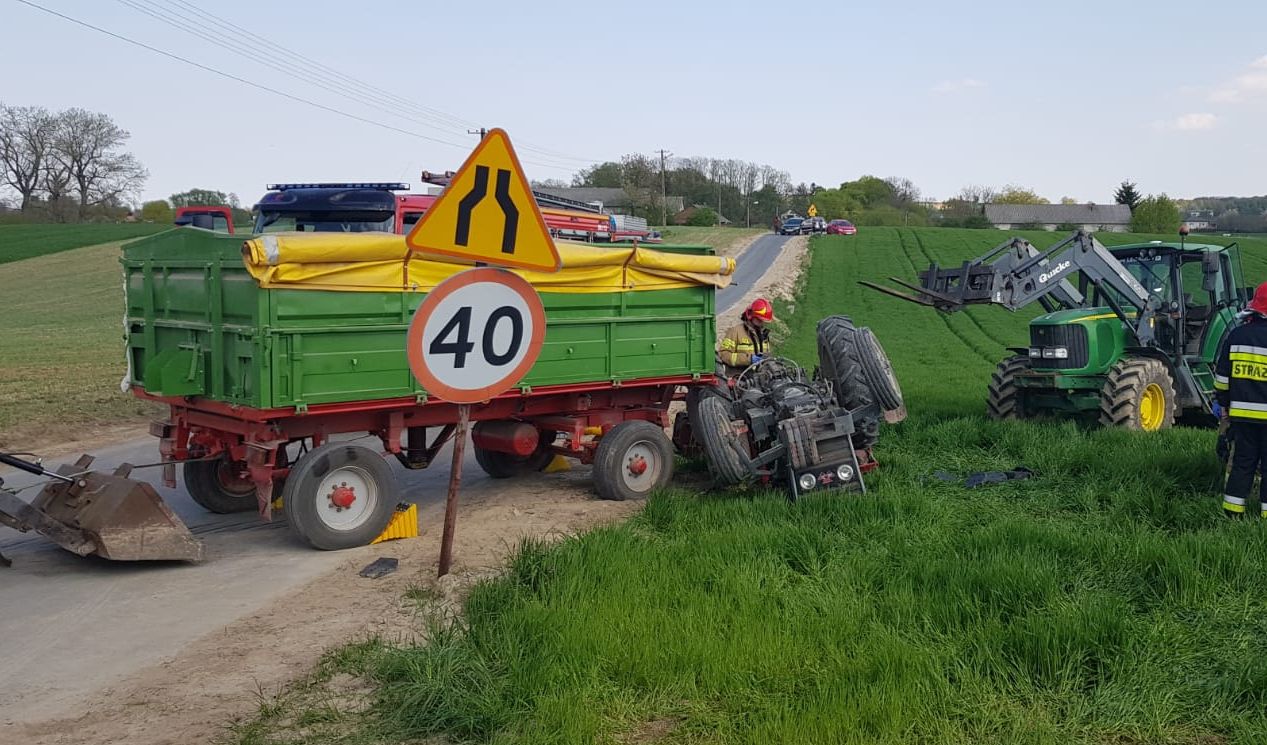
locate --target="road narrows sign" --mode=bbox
[406,268,546,404]
[406,128,562,272]
[807,204,818,217]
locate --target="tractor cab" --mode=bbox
[252,182,408,234]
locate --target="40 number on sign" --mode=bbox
[406,268,546,404]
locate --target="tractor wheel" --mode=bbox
[691,394,750,486]
[593,421,674,501]
[856,327,904,411]
[1099,357,1176,432]
[472,430,556,479]
[987,355,1031,421]
[283,442,397,550]
[815,315,879,448]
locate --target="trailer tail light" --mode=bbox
[798,473,817,491]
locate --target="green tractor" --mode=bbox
[864,230,1247,431]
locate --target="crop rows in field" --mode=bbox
[0,223,170,264]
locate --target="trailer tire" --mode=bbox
[184,455,257,514]
[815,315,879,448]
[283,442,397,550]
[472,430,557,479]
[857,328,904,411]
[692,394,750,486]
[987,355,1031,421]
[593,421,674,501]
[1099,357,1176,432]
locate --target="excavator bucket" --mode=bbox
[19,455,202,562]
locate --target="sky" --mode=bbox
[2,0,1265,207]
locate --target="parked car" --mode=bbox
[827,219,857,235]
[779,217,804,235]
[802,216,827,234]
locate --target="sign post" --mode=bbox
[404,129,561,576]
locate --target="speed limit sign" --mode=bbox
[406,268,546,404]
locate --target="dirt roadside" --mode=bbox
[8,236,814,745]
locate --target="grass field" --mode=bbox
[658,226,766,256]
[232,227,1267,744]
[0,223,170,264]
[0,240,161,448]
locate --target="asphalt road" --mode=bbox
[0,434,489,723]
[717,232,791,313]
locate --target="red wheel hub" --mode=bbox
[627,455,648,476]
[329,483,356,509]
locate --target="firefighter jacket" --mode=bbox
[1215,318,1267,421]
[717,320,769,370]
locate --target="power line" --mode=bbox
[12,0,584,173]
[113,0,592,171]
[156,0,599,164]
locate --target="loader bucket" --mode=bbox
[27,456,203,562]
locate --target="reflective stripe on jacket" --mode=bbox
[1215,320,1267,421]
[717,321,767,368]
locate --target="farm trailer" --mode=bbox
[123,228,734,550]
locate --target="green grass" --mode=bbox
[0,223,171,264]
[658,226,766,256]
[0,240,160,447]
[222,226,1267,745]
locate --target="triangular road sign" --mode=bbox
[407,128,562,273]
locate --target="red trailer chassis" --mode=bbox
[138,374,703,520]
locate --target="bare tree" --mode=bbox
[50,108,148,217]
[0,104,56,211]
[957,184,997,204]
[885,176,921,208]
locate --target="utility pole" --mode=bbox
[656,149,672,226]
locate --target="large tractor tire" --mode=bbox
[987,355,1031,421]
[1099,357,1176,432]
[815,315,879,448]
[691,394,750,486]
[593,421,675,501]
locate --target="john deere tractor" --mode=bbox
[865,230,1248,431]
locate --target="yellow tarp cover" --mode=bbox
[240,233,734,293]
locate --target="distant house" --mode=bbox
[533,186,684,215]
[671,204,732,226]
[1183,209,1217,231]
[984,203,1132,232]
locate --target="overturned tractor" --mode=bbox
[677,315,905,497]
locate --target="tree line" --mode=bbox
[0,103,147,222]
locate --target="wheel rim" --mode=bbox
[215,459,255,496]
[621,440,662,494]
[1140,383,1166,431]
[313,465,379,531]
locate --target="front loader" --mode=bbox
[0,452,202,564]
[863,230,1247,431]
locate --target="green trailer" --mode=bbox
[122,228,732,549]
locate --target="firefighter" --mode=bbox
[718,298,774,376]
[1215,281,1267,517]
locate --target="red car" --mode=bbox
[827,219,857,235]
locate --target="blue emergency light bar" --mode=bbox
[265,182,410,191]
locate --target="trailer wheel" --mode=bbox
[815,315,879,448]
[184,456,256,514]
[691,394,750,486]
[593,421,674,501]
[283,442,397,550]
[987,355,1031,421]
[472,430,557,479]
[1099,357,1176,432]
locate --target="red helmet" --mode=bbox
[746,298,775,321]
[1248,282,1267,316]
